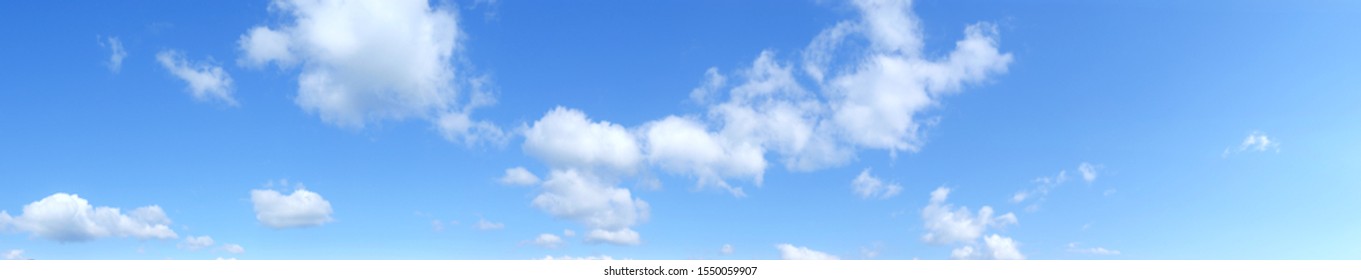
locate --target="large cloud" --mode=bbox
[0,193,177,242]
[238,0,502,144]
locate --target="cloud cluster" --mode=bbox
[238,0,502,144]
[920,188,1023,259]
[512,0,1010,246]
[775,243,839,260]
[250,180,334,229]
[0,193,177,242]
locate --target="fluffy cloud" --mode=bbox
[851,168,902,199]
[250,183,334,229]
[0,193,177,242]
[775,243,839,260]
[532,233,563,249]
[531,169,649,236]
[584,228,641,246]
[238,0,502,144]
[523,107,642,173]
[641,115,763,196]
[180,235,215,250]
[499,167,540,186]
[921,187,1016,245]
[100,36,127,73]
[1224,131,1280,156]
[473,218,504,230]
[222,244,246,254]
[157,50,236,105]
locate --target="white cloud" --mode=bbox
[1225,131,1280,156]
[531,169,649,234]
[721,244,734,255]
[775,243,839,260]
[689,67,726,103]
[180,235,215,250]
[532,233,563,249]
[562,229,575,237]
[641,115,763,196]
[0,193,177,242]
[1011,169,1068,204]
[921,187,1016,245]
[221,244,246,254]
[156,50,236,105]
[983,234,1024,260]
[238,0,502,144]
[1068,243,1120,255]
[523,107,642,173]
[537,255,613,260]
[851,168,902,199]
[950,246,975,260]
[1078,162,1099,183]
[499,167,540,186]
[584,228,641,246]
[250,182,334,229]
[473,218,504,230]
[4,249,25,260]
[100,36,127,73]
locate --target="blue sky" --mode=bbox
[1,0,1359,260]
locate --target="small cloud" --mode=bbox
[775,243,838,260]
[431,219,445,232]
[721,244,734,255]
[562,229,576,237]
[179,235,215,250]
[499,167,540,186]
[532,233,563,249]
[4,249,26,260]
[851,168,903,199]
[1224,131,1280,157]
[156,50,236,106]
[250,180,334,229]
[1077,162,1100,183]
[1067,243,1120,255]
[99,36,127,73]
[584,228,641,246]
[221,244,245,254]
[473,218,504,230]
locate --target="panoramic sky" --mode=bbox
[1,0,1359,260]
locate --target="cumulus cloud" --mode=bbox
[1224,131,1280,157]
[851,168,902,199]
[250,181,334,228]
[0,193,177,242]
[584,228,641,246]
[532,233,563,249]
[222,244,246,254]
[499,167,540,186]
[513,0,1010,246]
[179,235,215,250]
[238,0,502,144]
[99,36,127,73]
[473,218,504,230]
[921,187,1016,245]
[523,107,642,173]
[775,243,839,260]
[157,50,236,105]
